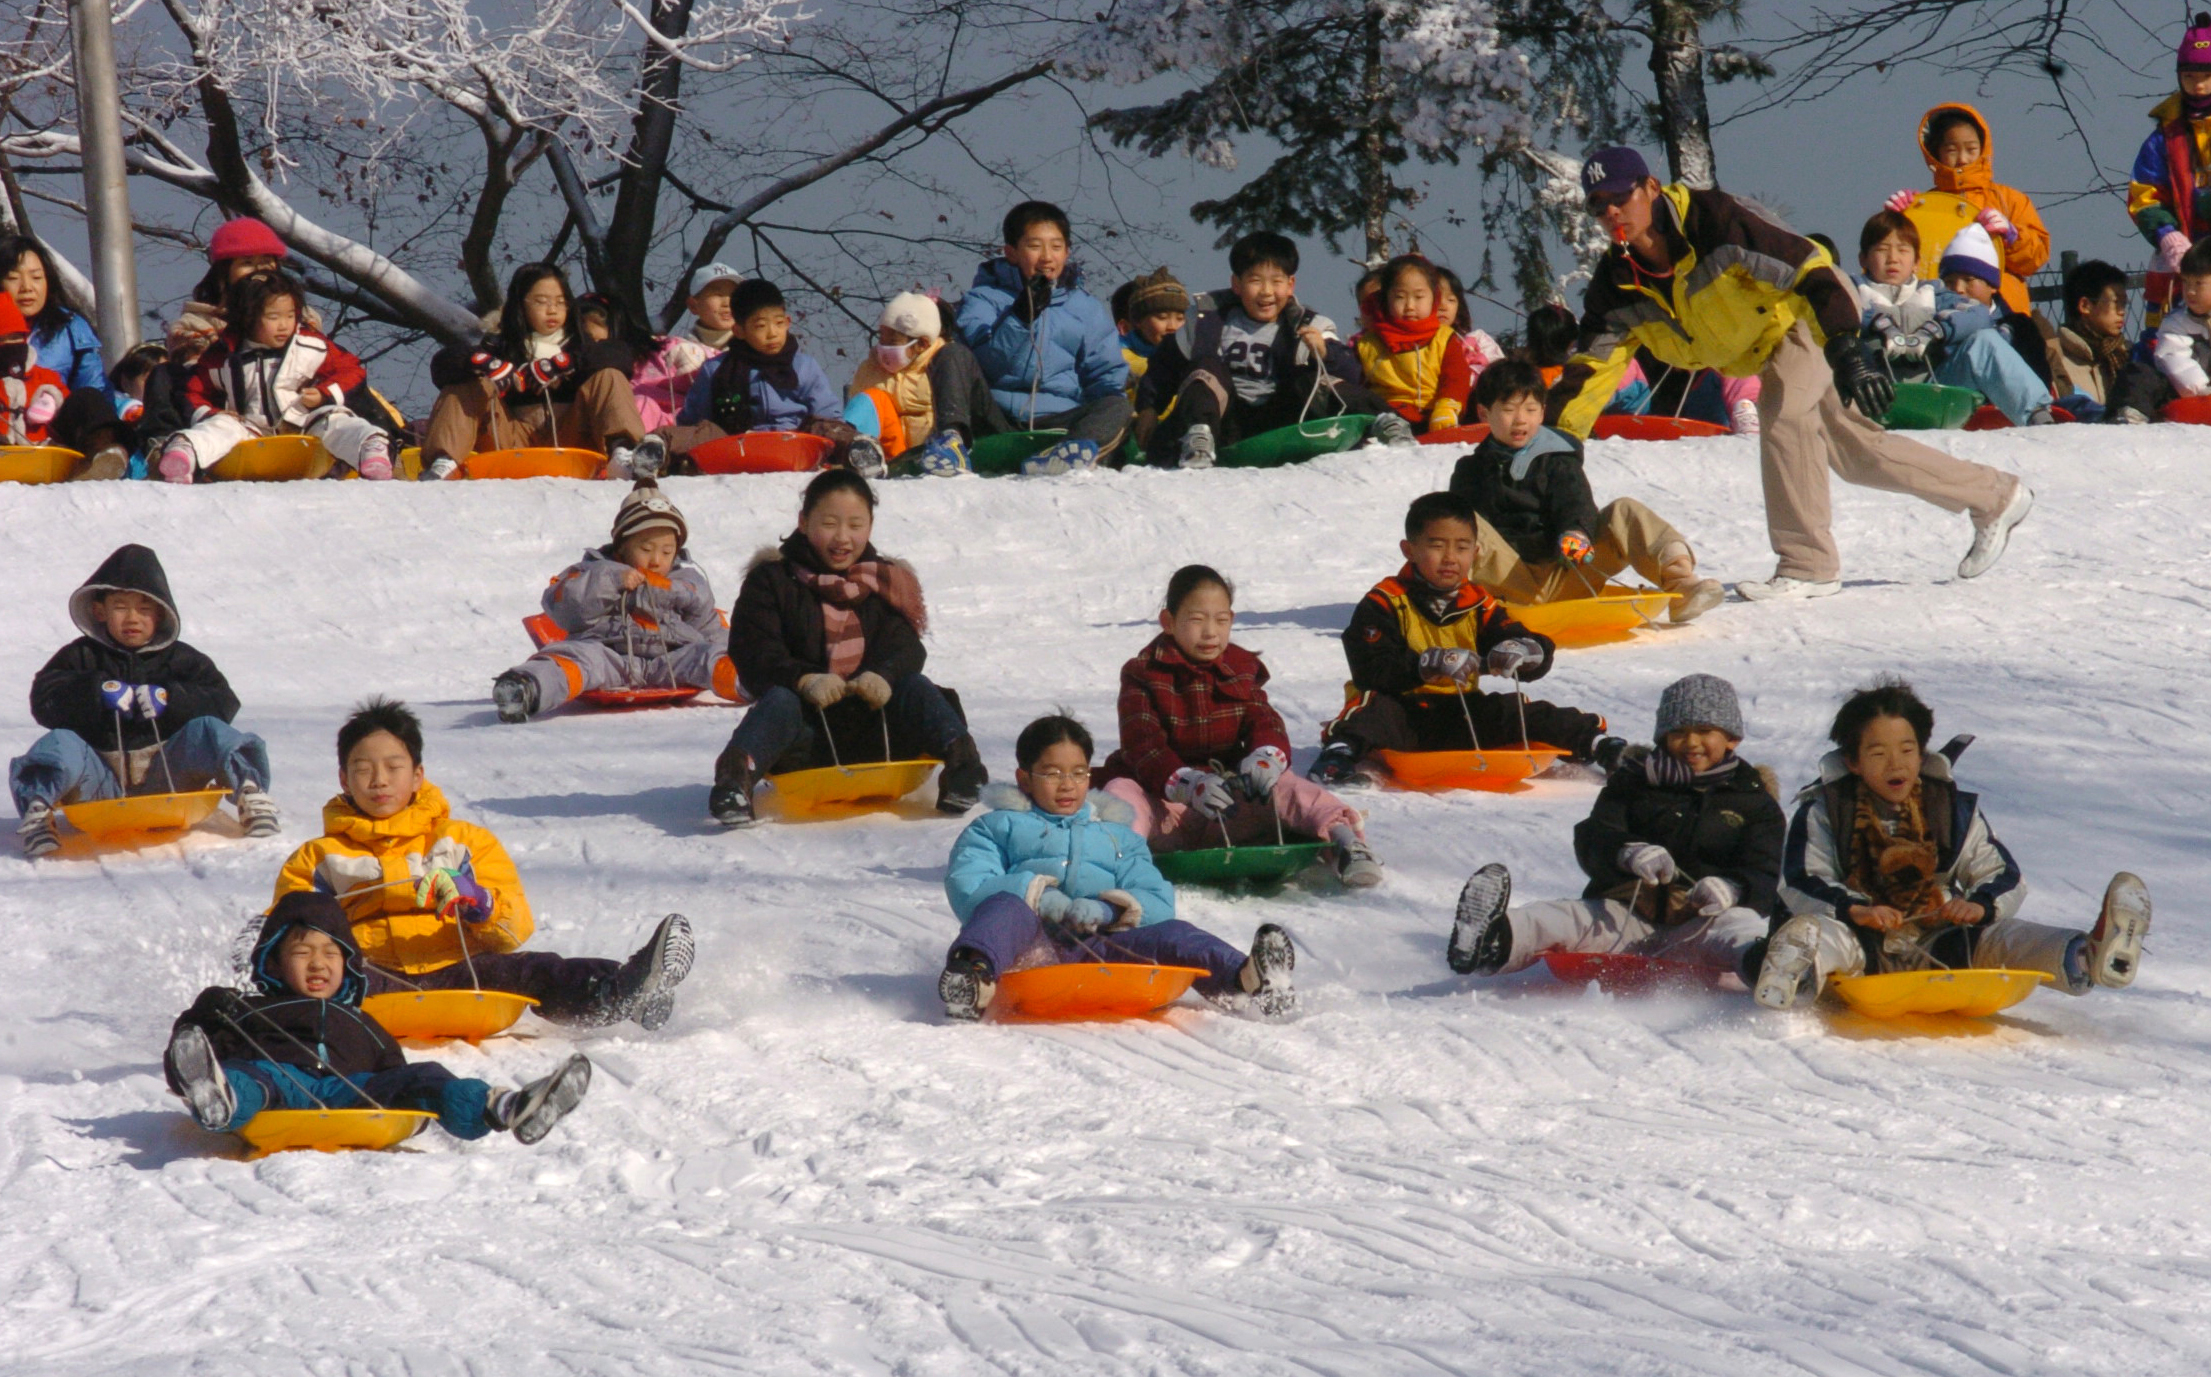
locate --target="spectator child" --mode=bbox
[1355,255,1472,433]
[1881,104,2049,314]
[1098,565,1381,887]
[1934,223,2056,391]
[1855,213,2055,426]
[1519,302,1580,387]
[577,291,718,434]
[936,713,1297,1021]
[2109,237,2211,422]
[682,263,743,349]
[662,279,879,476]
[1114,267,1190,395]
[2050,260,2130,419]
[2128,15,2211,312]
[1433,265,1507,393]
[843,293,1000,476]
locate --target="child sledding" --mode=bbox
[938,714,1296,1022]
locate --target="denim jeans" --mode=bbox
[9,717,270,813]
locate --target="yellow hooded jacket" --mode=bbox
[847,335,945,459]
[272,781,533,974]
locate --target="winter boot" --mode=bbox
[17,801,59,860]
[166,1024,236,1132]
[1656,541,1725,624]
[1327,823,1382,889]
[1241,923,1297,1018]
[356,433,395,481]
[1754,914,1827,1010]
[421,455,460,481]
[493,671,540,724]
[1958,482,2033,579]
[2087,872,2151,989]
[1307,740,1363,787]
[1365,412,1416,447]
[1178,423,1216,469]
[628,434,669,479]
[1022,437,1099,476]
[708,744,759,828]
[489,1054,592,1145]
[847,435,889,478]
[602,913,694,1031]
[1588,736,1629,775]
[158,441,196,484]
[1448,863,1512,975]
[936,735,988,816]
[234,782,282,839]
[80,445,130,481]
[938,950,996,1022]
[916,430,971,477]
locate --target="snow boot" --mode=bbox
[1588,736,1629,775]
[610,913,695,1031]
[1241,923,1297,1018]
[1307,740,1363,787]
[708,745,759,828]
[847,435,889,478]
[1178,423,1216,469]
[1365,412,1416,447]
[158,442,196,484]
[2088,872,2151,989]
[493,671,539,724]
[490,1054,592,1145]
[1022,437,1099,476]
[1327,824,1382,889]
[936,735,988,816]
[81,445,130,481]
[939,951,995,1022]
[17,801,59,860]
[628,435,669,479]
[916,430,971,477]
[1958,482,2032,579]
[1754,914,1826,1010]
[1656,542,1725,624]
[356,434,395,481]
[166,1024,236,1132]
[1448,863,1512,975]
[235,782,281,839]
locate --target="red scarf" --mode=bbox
[1368,313,1443,354]
[790,555,928,677]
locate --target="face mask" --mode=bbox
[873,342,914,371]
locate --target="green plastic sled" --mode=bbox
[1151,842,1326,887]
[1216,415,1374,468]
[969,429,1066,476]
[1879,382,1980,431]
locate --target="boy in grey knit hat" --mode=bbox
[1445,672,1785,985]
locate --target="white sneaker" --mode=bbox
[1754,914,1824,1010]
[2087,873,2151,989]
[1957,482,2032,579]
[1735,573,1842,602]
[1178,423,1216,469]
[1730,397,1761,435]
[421,455,459,482]
[235,782,281,838]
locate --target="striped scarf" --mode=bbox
[789,556,927,677]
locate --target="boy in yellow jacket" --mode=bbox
[273,697,693,1030]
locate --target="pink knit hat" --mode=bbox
[2181,12,2211,71]
[207,218,287,263]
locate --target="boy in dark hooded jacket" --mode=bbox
[164,892,591,1145]
[10,544,277,858]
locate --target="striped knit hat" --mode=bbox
[611,478,687,549]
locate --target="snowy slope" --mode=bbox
[1,428,2208,1375]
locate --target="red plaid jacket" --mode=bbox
[1099,635,1292,795]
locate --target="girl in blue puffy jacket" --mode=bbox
[938,714,1295,1021]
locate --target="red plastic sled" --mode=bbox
[2162,396,2211,425]
[1419,423,1491,446]
[521,613,734,708]
[1543,951,1729,994]
[993,963,1208,1020]
[688,431,834,474]
[1590,414,1729,441]
[1962,404,2073,432]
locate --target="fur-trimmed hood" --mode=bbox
[976,781,1135,826]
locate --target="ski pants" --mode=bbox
[363,951,623,1026]
[724,674,966,775]
[1934,329,2052,425]
[1326,689,1607,763]
[950,892,1249,998]
[169,407,388,472]
[219,1058,494,1140]
[9,718,270,814]
[1101,774,1360,852]
[1787,911,2090,996]
[1468,499,1693,605]
[510,638,730,713]
[1498,897,1768,977]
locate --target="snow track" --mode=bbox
[1,429,2207,1373]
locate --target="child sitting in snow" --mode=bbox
[11,544,278,859]
[1881,104,2049,315]
[575,291,719,434]
[1355,255,1472,434]
[1447,674,1783,983]
[937,713,1297,1021]
[708,469,988,827]
[1859,217,2054,426]
[0,293,68,449]
[275,698,693,1029]
[2109,238,2211,424]
[1933,223,2057,397]
[1114,268,1190,395]
[162,270,398,481]
[1449,360,1724,622]
[1140,230,1410,469]
[1308,492,1620,786]
[164,892,592,1146]
[842,293,1001,476]
[1754,678,2151,1010]
[2049,259,2129,420]
[661,279,879,475]
[491,479,735,723]
[1097,564,1381,888]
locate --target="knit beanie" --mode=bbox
[732,279,786,324]
[610,478,687,549]
[1126,267,1190,319]
[879,292,941,341]
[208,218,287,264]
[0,294,25,337]
[1937,223,2002,289]
[2182,12,2211,70]
[1653,673,1745,742]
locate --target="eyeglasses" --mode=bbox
[1028,767,1091,783]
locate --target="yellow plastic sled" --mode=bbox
[209,435,332,481]
[1830,968,2050,1019]
[361,989,537,1042]
[59,788,231,840]
[0,445,84,484]
[1506,587,1677,648]
[235,1108,437,1156]
[765,760,937,815]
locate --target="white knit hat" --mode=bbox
[1937,223,2002,289]
[879,292,941,341]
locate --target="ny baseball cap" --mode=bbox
[1580,147,1652,199]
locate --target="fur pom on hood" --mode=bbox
[978,781,1135,825]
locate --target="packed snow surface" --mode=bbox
[1,428,2207,1375]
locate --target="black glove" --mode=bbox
[186,986,255,1030]
[1011,273,1053,324]
[1824,331,1894,419]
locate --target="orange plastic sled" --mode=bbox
[688,432,834,474]
[361,989,538,1042]
[1544,951,1728,994]
[0,445,83,483]
[1506,586,1677,648]
[1829,968,2049,1019]
[209,435,331,481]
[1377,747,1566,792]
[994,963,1209,1020]
[58,788,231,840]
[766,760,938,815]
[1418,423,1491,446]
[1590,414,1729,441]
[235,1108,436,1156]
[467,447,604,480]
[520,613,715,708]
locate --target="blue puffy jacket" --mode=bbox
[33,311,108,395]
[944,784,1175,927]
[953,260,1128,424]
[674,344,840,432]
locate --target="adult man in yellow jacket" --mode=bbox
[1548,148,2032,601]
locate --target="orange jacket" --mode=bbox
[1917,103,2047,314]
